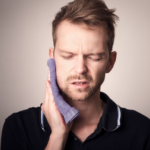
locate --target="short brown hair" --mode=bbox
[52,0,119,53]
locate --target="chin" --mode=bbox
[70,93,90,101]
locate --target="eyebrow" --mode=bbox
[57,49,74,54]
[57,49,105,56]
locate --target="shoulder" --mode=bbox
[1,107,50,150]
[5,107,40,123]
[118,107,150,148]
[3,107,41,132]
[1,107,42,149]
[121,107,150,123]
[120,107,150,133]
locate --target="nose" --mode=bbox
[75,55,88,74]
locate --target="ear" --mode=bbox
[106,51,117,73]
[49,47,54,58]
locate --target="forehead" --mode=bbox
[55,20,108,53]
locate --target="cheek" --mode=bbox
[91,64,107,81]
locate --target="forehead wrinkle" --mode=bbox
[77,42,105,55]
[76,40,87,54]
[57,39,105,56]
[75,36,103,53]
[74,32,106,55]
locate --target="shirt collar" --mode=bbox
[100,92,121,131]
[40,92,122,132]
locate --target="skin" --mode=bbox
[42,20,117,149]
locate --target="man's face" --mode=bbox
[53,20,110,101]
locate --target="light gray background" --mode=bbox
[0,0,150,146]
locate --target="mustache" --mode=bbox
[67,74,93,82]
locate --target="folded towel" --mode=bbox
[47,58,79,124]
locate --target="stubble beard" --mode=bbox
[59,74,105,101]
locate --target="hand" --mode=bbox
[41,71,73,135]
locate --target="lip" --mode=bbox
[71,80,89,84]
[71,80,89,88]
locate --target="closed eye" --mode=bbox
[62,53,104,61]
[87,56,102,61]
[62,55,73,59]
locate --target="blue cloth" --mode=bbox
[47,58,79,124]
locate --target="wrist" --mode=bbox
[51,130,69,139]
[50,132,69,150]
[44,132,68,150]
[52,126,70,136]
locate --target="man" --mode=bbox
[1,0,150,150]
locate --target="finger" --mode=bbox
[43,80,49,104]
[47,69,50,81]
[46,80,55,103]
[46,80,52,95]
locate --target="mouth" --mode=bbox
[71,81,89,88]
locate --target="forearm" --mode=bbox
[45,133,69,150]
